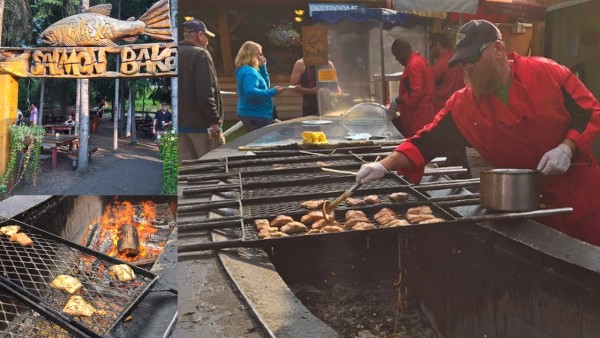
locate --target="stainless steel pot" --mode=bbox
[480,169,540,212]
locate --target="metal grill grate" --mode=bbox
[0,292,72,337]
[0,220,158,337]
[228,159,361,174]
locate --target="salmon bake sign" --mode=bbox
[0,0,176,79]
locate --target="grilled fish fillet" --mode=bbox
[0,225,21,236]
[50,275,83,294]
[10,232,33,246]
[109,264,136,282]
[63,296,96,317]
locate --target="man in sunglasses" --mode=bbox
[356,20,600,246]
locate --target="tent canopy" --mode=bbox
[311,8,409,25]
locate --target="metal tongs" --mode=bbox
[322,182,363,222]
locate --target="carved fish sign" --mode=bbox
[40,0,172,47]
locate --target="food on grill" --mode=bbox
[345,217,371,228]
[320,225,345,233]
[300,211,324,224]
[407,205,432,215]
[257,226,280,238]
[302,131,327,144]
[363,195,380,204]
[109,264,136,282]
[9,232,33,246]
[270,215,294,227]
[381,219,410,227]
[389,192,409,202]
[311,219,341,230]
[345,210,366,220]
[300,200,326,210]
[266,231,289,238]
[351,222,376,231]
[254,219,270,230]
[63,295,97,317]
[345,198,367,207]
[50,275,83,294]
[374,208,399,225]
[0,225,21,236]
[307,228,321,235]
[406,214,437,223]
[419,217,445,224]
[280,221,308,234]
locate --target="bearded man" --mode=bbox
[355,20,600,246]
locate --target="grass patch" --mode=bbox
[223,120,246,143]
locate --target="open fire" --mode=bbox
[82,199,175,265]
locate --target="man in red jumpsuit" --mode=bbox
[429,33,465,112]
[357,20,600,246]
[388,38,435,137]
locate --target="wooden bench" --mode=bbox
[67,147,98,170]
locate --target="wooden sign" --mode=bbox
[301,26,328,66]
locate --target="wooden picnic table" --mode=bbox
[44,124,75,135]
[41,134,79,169]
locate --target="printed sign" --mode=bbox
[308,3,365,16]
[301,26,328,66]
[318,69,337,82]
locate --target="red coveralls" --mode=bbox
[396,52,436,137]
[430,49,466,112]
[395,53,600,246]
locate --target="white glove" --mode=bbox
[536,143,572,176]
[388,97,399,112]
[356,162,388,184]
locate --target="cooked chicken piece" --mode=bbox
[50,275,83,294]
[374,208,398,224]
[280,221,308,234]
[254,219,270,230]
[345,198,367,207]
[266,231,289,238]
[320,225,345,233]
[351,222,375,231]
[311,219,341,230]
[0,225,21,237]
[419,217,445,224]
[300,211,324,224]
[389,192,409,202]
[345,210,366,220]
[381,219,410,228]
[406,205,432,215]
[376,214,398,226]
[62,296,96,317]
[344,217,371,228]
[109,264,136,282]
[258,229,271,238]
[406,213,437,224]
[363,195,380,204]
[307,229,322,235]
[300,200,326,210]
[270,215,294,227]
[10,232,33,246]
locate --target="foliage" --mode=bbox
[0,125,45,194]
[157,129,178,195]
[267,20,301,47]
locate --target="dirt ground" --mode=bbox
[290,280,437,338]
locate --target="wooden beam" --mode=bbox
[0,75,18,177]
[230,10,251,35]
[218,7,234,76]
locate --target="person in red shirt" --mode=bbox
[357,20,600,246]
[388,38,435,137]
[429,33,466,112]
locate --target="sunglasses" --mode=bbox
[460,41,495,66]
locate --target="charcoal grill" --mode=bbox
[0,219,159,338]
[178,149,572,253]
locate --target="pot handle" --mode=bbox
[456,207,573,223]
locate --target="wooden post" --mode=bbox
[118,223,140,257]
[0,74,18,176]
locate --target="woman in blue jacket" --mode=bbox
[234,41,286,132]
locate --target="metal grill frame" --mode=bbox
[0,219,159,337]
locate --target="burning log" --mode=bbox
[117,224,140,257]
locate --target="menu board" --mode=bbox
[301,26,328,66]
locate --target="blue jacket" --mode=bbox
[235,65,277,119]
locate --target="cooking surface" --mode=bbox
[0,219,158,337]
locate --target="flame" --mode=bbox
[91,199,162,262]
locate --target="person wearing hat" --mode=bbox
[356,19,600,246]
[387,37,436,138]
[178,18,225,160]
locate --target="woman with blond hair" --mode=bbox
[234,41,287,132]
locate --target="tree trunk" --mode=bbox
[38,79,45,125]
[113,0,121,150]
[77,0,91,171]
[0,0,5,46]
[129,81,137,144]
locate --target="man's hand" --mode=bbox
[356,162,388,184]
[537,143,572,175]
